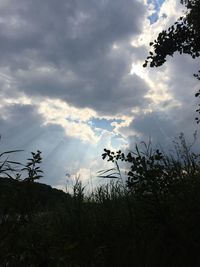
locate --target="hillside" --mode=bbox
[0,178,71,215]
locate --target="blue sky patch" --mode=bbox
[147,0,165,24]
[89,118,124,132]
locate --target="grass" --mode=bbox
[1,133,200,266]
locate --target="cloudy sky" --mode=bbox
[0,0,200,188]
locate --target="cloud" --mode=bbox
[126,105,200,155]
[1,0,200,188]
[15,54,150,115]
[0,103,101,186]
[116,0,200,154]
[0,0,149,116]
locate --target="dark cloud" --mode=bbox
[165,54,200,104]
[126,105,200,153]
[128,111,177,146]
[0,0,145,63]
[0,0,149,116]
[17,66,150,115]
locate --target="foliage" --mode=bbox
[0,140,43,182]
[21,150,43,182]
[102,133,200,193]
[0,148,22,179]
[144,0,200,69]
[1,137,200,266]
[144,0,200,121]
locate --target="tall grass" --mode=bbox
[1,134,200,266]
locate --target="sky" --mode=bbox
[0,0,200,189]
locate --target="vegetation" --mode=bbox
[1,135,200,266]
[144,0,200,70]
[144,0,200,121]
[1,1,200,266]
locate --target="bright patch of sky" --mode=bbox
[147,0,166,23]
[111,135,127,149]
[89,118,124,132]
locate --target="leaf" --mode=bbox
[97,168,116,174]
[6,160,22,165]
[0,150,23,157]
[98,175,120,179]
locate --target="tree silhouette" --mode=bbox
[144,0,200,71]
[144,0,200,121]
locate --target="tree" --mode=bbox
[144,0,200,121]
[144,0,200,71]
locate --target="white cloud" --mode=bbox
[38,99,98,143]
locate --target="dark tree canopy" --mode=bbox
[144,0,200,79]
